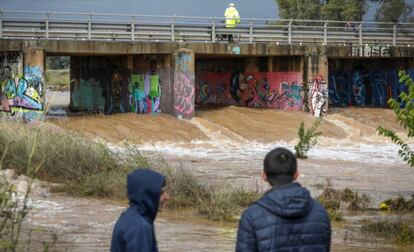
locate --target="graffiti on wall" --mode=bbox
[0,53,22,80]
[71,78,106,112]
[308,75,328,117]
[351,45,390,57]
[0,53,44,121]
[174,52,195,118]
[127,74,161,114]
[329,69,414,107]
[24,66,43,96]
[174,72,194,118]
[196,72,303,111]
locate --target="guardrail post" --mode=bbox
[131,16,135,41]
[45,12,49,39]
[359,22,363,46]
[393,25,397,46]
[212,17,216,43]
[288,19,292,45]
[323,21,327,45]
[171,15,176,42]
[88,13,92,40]
[0,11,3,38]
[249,18,254,44]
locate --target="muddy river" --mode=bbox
[21,105,414,251]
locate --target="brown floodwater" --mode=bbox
[23,105,414,251]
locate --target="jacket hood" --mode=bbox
[255,182,313,218]
[127,169,165,223]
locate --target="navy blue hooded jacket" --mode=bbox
[111,169,165,252]
[236,182,331,252]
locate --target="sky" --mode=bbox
[0,0,413,21]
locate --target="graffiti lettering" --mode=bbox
[174,72,194,118]
[351,45,390,57]
[308,75,328,117]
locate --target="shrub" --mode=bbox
[294,117,322,159]
[377,70,414,167]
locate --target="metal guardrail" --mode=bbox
[0,10,413,46]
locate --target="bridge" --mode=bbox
[0,10,413,45]
[0,10,414,120]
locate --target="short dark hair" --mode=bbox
[263,147,297,186]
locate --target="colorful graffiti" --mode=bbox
[71,78,105,112]
[126,74,161,114]
[0,53,44,121]
[329,69,414,107]
[174,52,195,119]
[196,72,303,111]
[24,66,43,96]
[308,75,328,117]
[174,72,195,118]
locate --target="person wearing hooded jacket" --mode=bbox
[236,147,331,252]
[111,169,170,252]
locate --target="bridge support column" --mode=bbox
[23,47,46,120]
[304,46,329,117]
[173,49,195,119]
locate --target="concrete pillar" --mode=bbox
[304,46,329,117]
[23,48,45,119]
[159,54,174,114]
[245,57,259,72]
[173,49,195,119]
[267,56,273,72]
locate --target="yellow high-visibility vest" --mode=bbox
[224,7,240,28]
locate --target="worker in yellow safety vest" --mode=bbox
[224,3,240,42]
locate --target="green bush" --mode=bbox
[377,70,414,167]
[294,117,322,159]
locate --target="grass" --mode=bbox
[381,195,414,211]
[361,219,414,244]
[316,179,370,221]
[45,69,69,91]
[0,121,260,222]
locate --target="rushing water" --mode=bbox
[23,105,414,251]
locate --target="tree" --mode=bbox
[321,0,369,21]
[275,0,392,21]
[375,0,413,24]
[276,0,322,20]
[377,70,414,168]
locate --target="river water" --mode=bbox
[22,105,414,251]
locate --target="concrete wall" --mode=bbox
[70,54,170,114]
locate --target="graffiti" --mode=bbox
[127,74,161,114]
[351,45,390,57]
[0,57,43,121]
[24,66,43,96]
[196,72,303,111]
[0,53,22,80]
[175,53,192,73]
[174,72,195,118]
[308,75,328,117]
[71,78,105,112]
[1,76,43,113]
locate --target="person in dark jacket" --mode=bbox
[236,147,331,252]
[111,169,170,252]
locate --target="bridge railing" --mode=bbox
[0,10,413,46]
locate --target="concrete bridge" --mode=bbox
[0,10,413,120]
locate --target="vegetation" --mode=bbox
[375,0,413,24]
[0,134,56,251]
[381,195,414,211]
[275,0,413,22]
[361,219,414,244]
[46,57,69,70]
[377,70,414,168]
[294,117,322,159]
[45,69,70,91]
[316,179,370,221]
[0,121,259,222]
